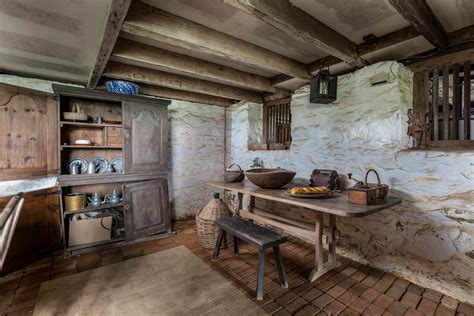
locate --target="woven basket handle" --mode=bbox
[364,169,381,186]
[195,208,203,218]
[227,164,243,172]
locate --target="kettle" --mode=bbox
[106,190,122,204]
[87,193,106,207]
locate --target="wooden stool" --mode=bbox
[213,216,288,300]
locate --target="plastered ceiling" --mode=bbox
[0,0,111,84]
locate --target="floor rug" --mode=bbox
[34,245,266,315]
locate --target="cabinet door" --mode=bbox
[0,83,58,180]
[122,101,168,174]
[123,179,170,241]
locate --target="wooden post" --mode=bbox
[432,67,439,141]
[453,64,460,140]
[442,65,450,140]
[464,61,471,140]
[262,104,268,145]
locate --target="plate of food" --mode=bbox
[287,186,331,198]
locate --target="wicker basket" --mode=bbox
[196,192,232,249]
[224,164,245,183]
[63,103,88,122]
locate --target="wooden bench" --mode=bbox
[213,216,288,300]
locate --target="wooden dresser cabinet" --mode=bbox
[52,85,173,256]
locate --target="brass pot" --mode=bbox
[64,193,86,212]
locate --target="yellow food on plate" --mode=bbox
[290,187,329,195]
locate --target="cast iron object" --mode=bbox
[310,169,339,191]
[348,169,389,199]
[245,168,296,189]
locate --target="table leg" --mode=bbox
[235,192,243,216]
[309,212,340,282]
[328,214,336,264]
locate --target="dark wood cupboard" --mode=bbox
[52,85,173,256]
[0,83,173,270]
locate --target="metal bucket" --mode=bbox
[64,193,86,212]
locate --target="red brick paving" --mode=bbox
[0,219,472,315]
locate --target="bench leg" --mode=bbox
[256,249,266,300]
[273,245,288,288]
[212,229,225,261]
[233,235,239,255]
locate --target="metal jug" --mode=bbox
[87,161,97,174]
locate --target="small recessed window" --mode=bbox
[262,98,292,150]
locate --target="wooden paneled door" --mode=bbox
[122,101,168,174]
[0,83,58,180]
[123,179,170,241]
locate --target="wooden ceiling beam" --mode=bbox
[111,38,290,95]
[308,26,420,74]
[225,0,365,67]
[388,0,448,50]
[138,84,235,107]
[103,62,262,103]
[87,0,131,88]
[121,1,310,79]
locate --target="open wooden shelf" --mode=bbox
[64,202,124,217]
[59,172,166,187]
[60,121,122,128]
[61,145,123,150]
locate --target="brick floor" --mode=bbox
[0,219,472,315]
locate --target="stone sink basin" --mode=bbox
[245,168,296,189]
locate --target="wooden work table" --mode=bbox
[209,180,402,282]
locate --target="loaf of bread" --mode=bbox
[290,187,328,195]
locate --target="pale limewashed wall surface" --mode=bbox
[0,75,225,219]
[168,101,225,219]
[225,62,474,304]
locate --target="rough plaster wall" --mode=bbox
[225,61,474,304]
[168,100,225,219]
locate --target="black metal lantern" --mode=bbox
[310,66,337,104]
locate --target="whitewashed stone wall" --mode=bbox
[225,62,474,304]
[168,101,225,219]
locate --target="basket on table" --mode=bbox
[224,164,245,183]
[196,192,233,249]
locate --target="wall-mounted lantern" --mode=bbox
[310,64,337,104]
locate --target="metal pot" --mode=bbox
[64,193,86,212]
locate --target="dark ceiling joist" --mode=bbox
[111,38,290,95]
[388,0,448,51]
[121,1,310,79]
[103,62,263,103]
[225,0,365,68]
[87,0,132,88]
[304,26,420,76]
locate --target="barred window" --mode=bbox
[262,98,292,150]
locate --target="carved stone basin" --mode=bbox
[245,168,296,189]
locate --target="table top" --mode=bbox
[209,181,402,218]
